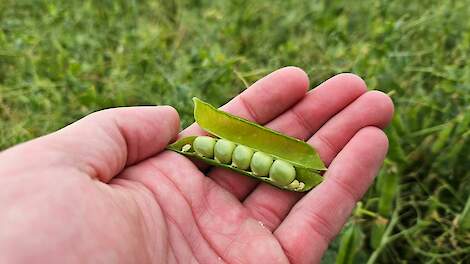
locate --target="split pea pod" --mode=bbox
[166,98,327,192]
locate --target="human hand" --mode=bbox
[0,67,393,263]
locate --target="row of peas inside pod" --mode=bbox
[189,136,304,190]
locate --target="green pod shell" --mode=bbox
[232,145,254,170]
[214,139,236,164]
[193,136,216,158]
[269,160,296,186]
[193,97,325,171]
[250,152,273,176]
[166,98,326,192]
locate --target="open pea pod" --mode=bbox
[166,98,327,192]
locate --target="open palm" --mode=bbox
[0,67,393,264]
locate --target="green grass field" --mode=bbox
[1,0,469,262]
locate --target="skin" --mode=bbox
[0,67,394,264]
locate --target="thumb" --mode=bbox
[0,106,180,182]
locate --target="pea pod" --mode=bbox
[166,98,326,192]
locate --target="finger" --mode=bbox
[274,127,389,264]
[180,66,309,138]
[267,73,368,140]
[213,73,368,200]
[243,90,393,229]
[309,91,394,164]
[0,106,180,182]
[182,67,310,199]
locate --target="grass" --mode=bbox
[1,0,469,262]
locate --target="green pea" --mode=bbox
[214,139,236,164]
[287,180,305,190]
[232,145,254,170]
[287,179,300,189]
[181,144,191,152]
[269,160,296,186]
[193,136,216,158]
[250,151,273,177]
